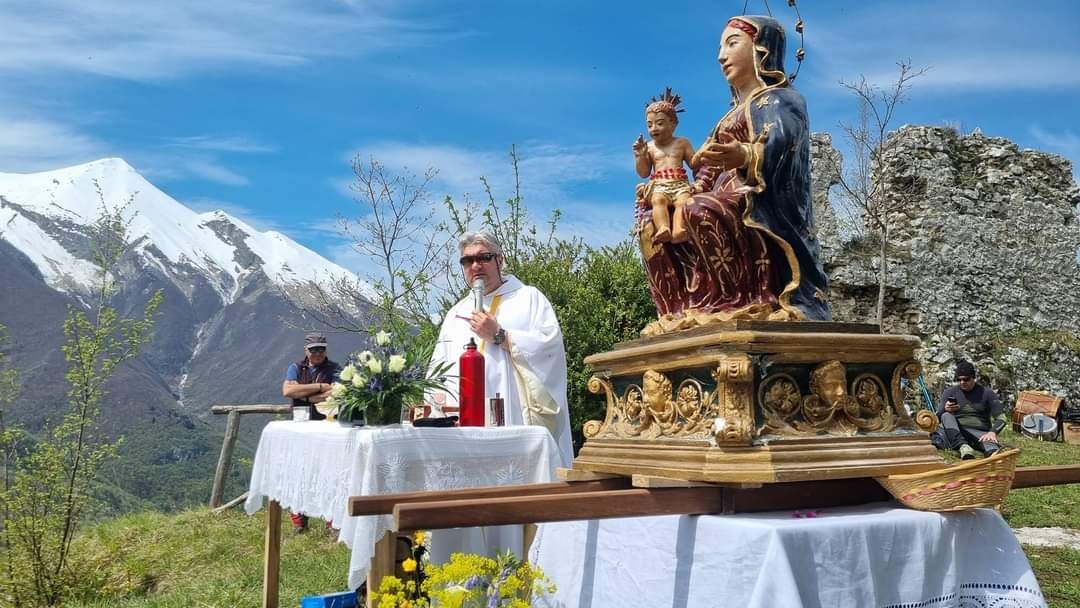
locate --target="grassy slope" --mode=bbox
[65,428,1079,607]
[70,509,349,608]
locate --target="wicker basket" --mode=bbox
[875,448,1020,512]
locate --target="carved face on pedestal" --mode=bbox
[718,21,761,98]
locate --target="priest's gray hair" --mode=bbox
[458,230,504,258]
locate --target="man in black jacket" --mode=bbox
[937,360,1004,459]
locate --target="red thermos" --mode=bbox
[458,338,485,426]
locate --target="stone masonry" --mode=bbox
[812,126,1080,409]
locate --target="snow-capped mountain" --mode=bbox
[0,158,373,510]
[0,157,365,303]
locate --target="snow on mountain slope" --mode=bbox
[0,158,369,303]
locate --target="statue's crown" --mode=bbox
[645,87,684,118]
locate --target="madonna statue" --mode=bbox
[638,15,831,336]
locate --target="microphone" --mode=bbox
[472,277,485,312]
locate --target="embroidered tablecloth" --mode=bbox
[245,421,561,590]
[530,502,1046,608]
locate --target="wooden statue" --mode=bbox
[638,16,830,337]
[632,88,700,245]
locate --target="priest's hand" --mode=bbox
[470,311,500,343]
[978,430,998,444]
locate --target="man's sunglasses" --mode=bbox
[307,346,327,353]
[460,252,498,266]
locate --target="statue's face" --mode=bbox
[718,25,756,88]
[645,111,675,143]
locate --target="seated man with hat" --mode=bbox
[937,360,1005,459]
[280,332,341,532]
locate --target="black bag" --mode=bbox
[413,416,459,428]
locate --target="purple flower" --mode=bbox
[463,574,488,591]
[367,377,383,392]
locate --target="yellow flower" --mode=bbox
[376,331,392,346]
[413,530,427,544]
[340,364,356,381]
[402,558,417,573]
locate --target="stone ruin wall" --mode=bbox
[811,126,1080,409]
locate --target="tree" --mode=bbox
[314,147,655,449]
[825,60,927,330]
[0,189,162,607]
[297,156,460,341]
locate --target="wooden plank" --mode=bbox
[394,477,899,530]
[632,474,725,488]
[211,404,292,415]
[1013,464,1080,489]
[212,491,248,513]
[262,500,281,608]
[210,409,241,508]
[366,532,397,608]
[557,467,623,482]
[394,487,728,531]
[348,478,631,517]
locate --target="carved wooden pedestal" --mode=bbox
[573,321,944,483]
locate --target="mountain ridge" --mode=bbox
[0,158,374,510]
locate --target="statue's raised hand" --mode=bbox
[632,133,648,156]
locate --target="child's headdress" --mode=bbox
[645,87,684,122]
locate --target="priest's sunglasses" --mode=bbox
[460,252,498,266]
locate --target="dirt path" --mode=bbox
[1014,527,1080,550]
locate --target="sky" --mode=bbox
[2,0,1079,272]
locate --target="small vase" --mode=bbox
[337,409,367,427]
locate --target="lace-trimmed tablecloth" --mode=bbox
[245,421,560,590]
[530,502,1046,608]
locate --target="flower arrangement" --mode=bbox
[370,535,555,608]
[321,330,452,425]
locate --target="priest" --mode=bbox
[428,230,573,467]
[426,230,573,563]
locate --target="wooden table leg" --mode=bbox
[366,531,396,608]
[523,523,537,556]
[263,500,281,608]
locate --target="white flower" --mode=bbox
[358,350,374,363]
[366,358,383,374]
[340,364,356,381]
[331,383,347,397]
[375,331,391,346]
[352,374,366,387]
[388,354,407,373]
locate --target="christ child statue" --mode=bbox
[633,88,700,244]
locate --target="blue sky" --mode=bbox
[2,0,1078,270]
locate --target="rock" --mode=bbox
[813,126,1080,409]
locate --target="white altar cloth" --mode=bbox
[245,421,560,590]
[530,503,1046,608]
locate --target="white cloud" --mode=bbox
[806,2,1080,93]
[339,140,634,249]
[165,135,278,154]
[0,116,109,172]
[345,141,624,209]
[181,159,249,187]
[0,1,461,81]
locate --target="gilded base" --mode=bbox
[574,322,944,483]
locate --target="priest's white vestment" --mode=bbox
[426,274,573,562]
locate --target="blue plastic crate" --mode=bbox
[300,590,357,608]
